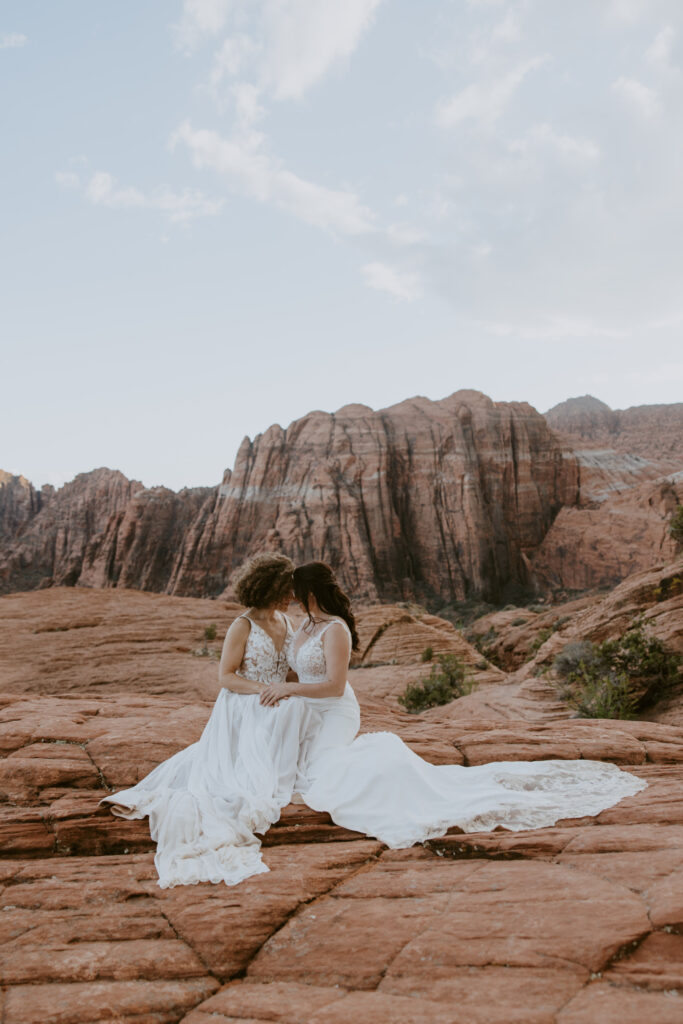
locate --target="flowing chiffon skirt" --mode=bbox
[103,689,323,888]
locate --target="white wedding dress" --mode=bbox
[104,615,646,888]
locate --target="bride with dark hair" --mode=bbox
[105,557,646,888]
[261,562,646,849]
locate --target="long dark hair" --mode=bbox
[293,562,359,651]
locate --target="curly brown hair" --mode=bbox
[232,553,294,609]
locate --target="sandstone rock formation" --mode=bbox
[1,584,683,1023]
[0,391,579,604]
[529,476,682,594]
[167,390,578,604]
[2,391,681,605]
[545,395,683,470]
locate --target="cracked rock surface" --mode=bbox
[1,588,683,1023]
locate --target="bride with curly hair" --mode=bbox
[103,553,322,888]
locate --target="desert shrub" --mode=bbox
[554,624,681,719]
[553,640,598,678]
[530,626,553,654]
[652,574,683,603]
[204,623,217,642]
[399,653,476,713]
[669,505,683,545]
[421,645,434,662]
[552,615,571,631]
[511,617,528,627]
[527,604,547,614]
[562,665,637,719]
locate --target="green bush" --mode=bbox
[553,624,681,719]
[552,615,571,632]
[530,626,553,654]
[511,617,528,627]
[421,645,434,662]
[204,623,217,642]
[399,653,476,713]
[669,505,683,545]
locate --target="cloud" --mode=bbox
[173,0,233,52]
[179,0,384,103]
[259,0,384,100]
[611,75,660,117]
[172,121,375,235]
[362,262,423,301]
[54,171,80,189]
[0,32,27,49]
[607,0,649,25]
[509,123,601,165]
[435,56,548,128]
[57,169,224,222]
[645,25,679,78]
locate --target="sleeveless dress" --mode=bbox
[289,619,646,849]
[102,613,322,888]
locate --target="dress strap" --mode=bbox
[319,618,351,641]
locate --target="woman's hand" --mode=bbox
[259,683,292,707]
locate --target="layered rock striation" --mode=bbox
[545,395,683,470]
[0,392,578,604]
[2,390,681,604]
[169,391,577,603]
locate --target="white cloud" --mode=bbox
[607,0,649,25]
[645,25,679,78]
[54,171,80,189]
[187,0,384,103]
[0,32,27,49]
[210,32,259,91]
[172,121,375,235]
[492,9,522,44]
[509,123,601,165]
[362,262,423,301]
[611,75,659,117]
[57,169,224,222]
[173,0,233,52]
[435,56,548,128]
[260,0,384,100]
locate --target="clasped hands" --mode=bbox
[259,682,292,707]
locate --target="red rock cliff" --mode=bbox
[168,390,577,604]
[0,392,577,604]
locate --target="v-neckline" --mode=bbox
[293,618,336,658]
[245,613,289,656]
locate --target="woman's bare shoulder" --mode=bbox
[226,615,251,638]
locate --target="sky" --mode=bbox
[2,0,682,492]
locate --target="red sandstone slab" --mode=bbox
[159,841,382,980]
[380,966,586,1024]
[182,980,347,1024]
[3,977,218,1024]
[603,931,683,990]
[557,982,683,1024]
[0,937,206,985]
[249,894,450,990]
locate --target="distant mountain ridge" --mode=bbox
[1,392,681,603]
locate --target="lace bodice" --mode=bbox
[236,613,293,686]
[290,618,352,685]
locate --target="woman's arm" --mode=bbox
[260,623,349,705]
[218,618,263,695]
